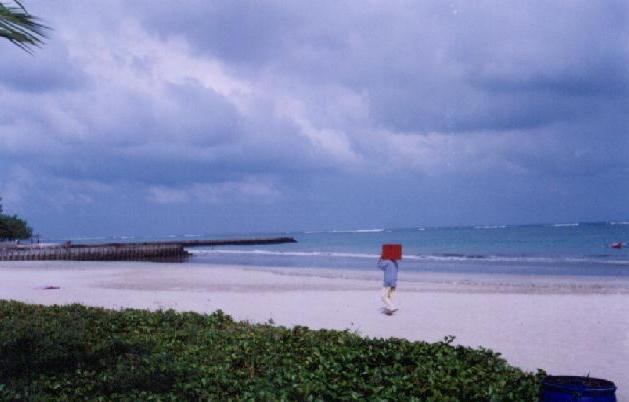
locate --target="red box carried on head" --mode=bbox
[381,244,402,260]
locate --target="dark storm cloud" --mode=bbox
[0,40,85,93]
[135,0,629,133]
[136,1,335,65]
[0,0,627,236]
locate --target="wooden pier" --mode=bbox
[0,237,297,262]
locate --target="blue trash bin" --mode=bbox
[540,376,617,402]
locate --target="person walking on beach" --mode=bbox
[378,257,399,313]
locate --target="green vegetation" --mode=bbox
[0,198,32,241]
[0,215,32,241]
[0,301,543,401]
[0,0,48,52]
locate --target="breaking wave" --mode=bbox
[188,248,629,266]
[305,228,385,234]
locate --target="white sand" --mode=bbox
[1,261,628,400]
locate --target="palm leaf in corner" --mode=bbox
[0,0,48,52]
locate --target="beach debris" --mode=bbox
[43,285,60,290]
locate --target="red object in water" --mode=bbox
[381,244,402,260]
[610,242,623,249]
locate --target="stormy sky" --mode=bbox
[0,1,627,238]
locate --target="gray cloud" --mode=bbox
[135,1,629,133]
[0,0,627,236]
[0,40,85,93]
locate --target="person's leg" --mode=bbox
[381,287,394,309]
[387,287,396,309]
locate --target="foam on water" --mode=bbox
[189,248,629,267]
[189,249,380,259]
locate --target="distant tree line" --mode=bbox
[0,197,32,241]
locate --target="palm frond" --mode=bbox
[0,1,48,52]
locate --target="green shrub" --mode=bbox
[0,196,32,241]
[0,301,543,401]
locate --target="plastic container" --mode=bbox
[381,244,402,260]
[540,376,617,402]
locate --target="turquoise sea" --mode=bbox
[63,221,629,277]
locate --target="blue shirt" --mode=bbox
[377,259,399,287]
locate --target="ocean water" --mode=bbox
[188,222,629,276]
[62,221,629,277]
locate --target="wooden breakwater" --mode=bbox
[0,244,189,262]
[0,237,297,262]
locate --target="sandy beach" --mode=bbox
[1,261,628,400]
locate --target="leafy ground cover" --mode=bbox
[0,300,543,401]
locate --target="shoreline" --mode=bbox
[1,261,627,399]
[9,259,626,294]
